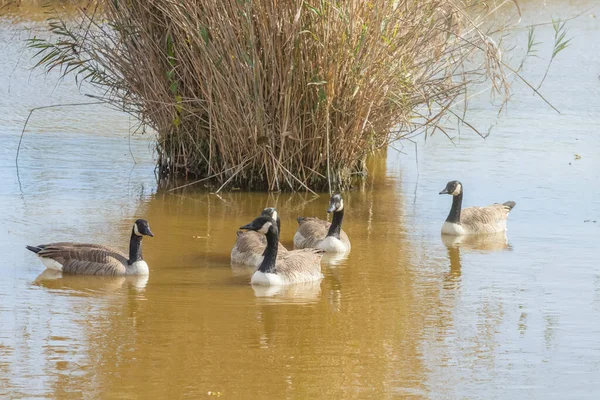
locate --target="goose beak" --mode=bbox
[327,204,336,213]
[439,188,449,195]
[147,229,155,237]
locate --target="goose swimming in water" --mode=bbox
[231,207,287,267]
[293,194,351,252]
[239,216,324,286]
[439,180,516,235]
[26,219,154,275]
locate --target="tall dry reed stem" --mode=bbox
[29,0,521,191]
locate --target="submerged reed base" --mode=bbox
[30,0,521,191]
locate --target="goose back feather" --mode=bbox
[35,242,116,251]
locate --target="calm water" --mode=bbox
[1,1,600,398]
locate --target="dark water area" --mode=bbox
[1,1,600,398]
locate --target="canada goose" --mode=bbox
[26,219,154,275]
[293,194,351,252]
[439,180,516,235]
[231,207,287,267]
[239,216,324,286]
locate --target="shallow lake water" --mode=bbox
[1,1,600,398]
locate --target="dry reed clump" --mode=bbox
[30,0,520,191]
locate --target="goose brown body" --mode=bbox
[261,247,324,285]
[451,204,514,234]
[30,245,133,275]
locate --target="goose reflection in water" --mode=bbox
[251,280,322,304]
[34,269,149,293]
[320,251,350,267]
[441,231,511,253]
[441,231,512,290]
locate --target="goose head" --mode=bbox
[133,219,154,237]
[240,216,278,236]
[439,181,463,196]
[327,194,344,213]
[260,207,278,221]
[260,207,281,236]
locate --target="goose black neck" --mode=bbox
[276,217,281,241]
[258,226,279,274]
[446,193,463,224]
[326,209,344,239]
[128,229,143,265]
[261,218,281,257]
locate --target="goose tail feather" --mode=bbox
[26,245,42,254]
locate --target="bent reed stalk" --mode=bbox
[29,0,520,191]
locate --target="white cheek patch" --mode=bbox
[133,223,142,236]
[451,184,462,196]
[337,199,344,211]
[271,210,278,222]
[258,221,272,234]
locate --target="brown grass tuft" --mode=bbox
[29,0,521,191]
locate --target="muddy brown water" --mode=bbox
[1,1,600,398]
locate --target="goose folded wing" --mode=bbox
[38,242,116,251]
[276,249,323,280]
[461,205,509,226]
[234,232,266,255]
[36,246,129,275]
[297,218,329,242]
